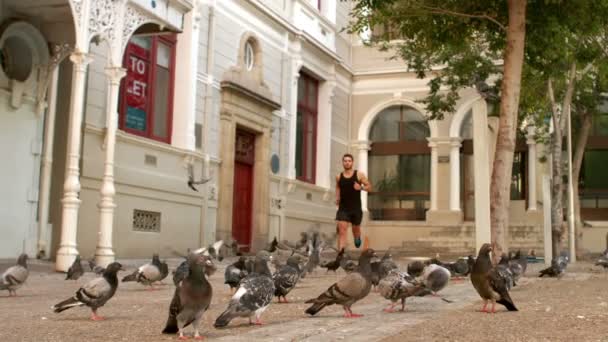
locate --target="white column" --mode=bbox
[428,140,438,211]
[526,126,537,211]
[316,79,335,188]
[449,139,462,211]
[287,53,302,180]
[172,10,200,150]
[95,66,126,267]
[37,67,60,258]
[472,99,491,252]
[356,141,371,211]
[56,51,92,272]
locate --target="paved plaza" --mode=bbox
[1,257,607,341]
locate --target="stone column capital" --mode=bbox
[526,125,537,145]
[104,67,126,84]
[69,51,93,71]
[352,140,371,151]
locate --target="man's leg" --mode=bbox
[352,225,362,248]
[337,221,349,250]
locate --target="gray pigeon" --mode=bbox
[539,251,569,278]
[305,249,377,318]
[162,253,216,339]
[378,269,423,312]
[273,255,303,303]
[122,254,163,289]
[415,263,452,301]
[52,262,124,320]
[0,253,29,296]
[407,260,425,277]
[224,256,248,292]
[66,255,84,281]
[214,251,275,327]
[595,251,608,269]
[497,255,515,289]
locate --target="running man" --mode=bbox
[335,153,372,250]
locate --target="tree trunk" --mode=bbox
[489,0,527,263]
[550,121,564,259]
[572,111,592,258]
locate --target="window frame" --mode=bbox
[119,34,177,144]
[296,73,318,184]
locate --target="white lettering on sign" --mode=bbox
[127,80,147,96]
[129,56,146,74]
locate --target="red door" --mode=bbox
[232,129,255,252]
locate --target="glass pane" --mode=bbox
[369,106,399,141]
[402,107,430,141]
[307,81,318,109]
[153,67,169,139]
[594,114,608,136]
[510,152,525,200]
[583,150,608,188]
[297,77,305,106]
[368,154,430,221]
[156,42,171,68]
[459,110,473,139]
[305,114,315,180]
[130,36,152,50]
[295,111,304,177]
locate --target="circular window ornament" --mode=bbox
[244,41,254,71]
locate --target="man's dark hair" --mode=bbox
[342,153,354,161]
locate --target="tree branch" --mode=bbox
[560,62,577,132]
[418,5,507,32]
[547,78,560,118]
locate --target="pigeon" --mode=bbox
[305,248,377,318]
[173,258,190,287]
[341,258,358,273]
[304,232,323,275]
[224,256,248,292]
[214,251,275,327]
[539,252,569,278]
[377,251,399,280]
[93,266,105,275]
[417,263,451,297]
[162,253,216,340]
[158,260,170,284]
[320,248,345,273]
[510,250,528,276]
[273,255,303,303]
[470,244,518,313]
[52,262,124,320]
[595,251,608,269]
[407,260,425,277]
[88,257,96,272]
[122,254,164,289]
[66,255,84,281]
[428,256,469,278]
[496,255,515,290]
[378,270,423,312]
[265,237,279,253]
[0,253,29,296]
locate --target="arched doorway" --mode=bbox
[367,105,431,221]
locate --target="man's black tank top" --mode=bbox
[339,170,362,211]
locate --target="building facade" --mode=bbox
[1,0,606,270]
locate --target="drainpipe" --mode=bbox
[37,68,59,259]
[200,0,216,245]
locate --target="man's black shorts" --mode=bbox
[335,209,363,226]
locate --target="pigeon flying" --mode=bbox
[52,262,124,320]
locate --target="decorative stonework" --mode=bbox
[208,184,217,201]
[271,197,282,210]
[88,0,120,43]
[122,4,150,49]
[37,43,73,115]
[69,0,83,24]
[132,209,161,232]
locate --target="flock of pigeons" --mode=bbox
[0,231,601,340]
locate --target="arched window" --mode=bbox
[368,105,430,221]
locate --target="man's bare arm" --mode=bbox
[335,174,341,205]
[356,171,372,192]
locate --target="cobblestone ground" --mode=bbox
[1,257,607,341]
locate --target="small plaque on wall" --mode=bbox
[438,156,450,163]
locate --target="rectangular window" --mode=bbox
[120,34,176,143]
[295,73,318,184]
